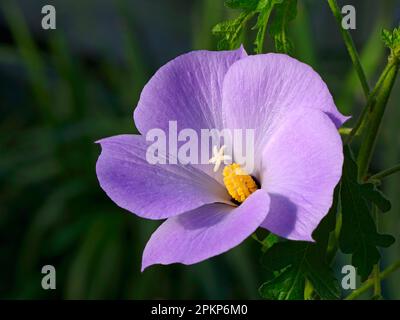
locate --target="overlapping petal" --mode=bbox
[134,47,247,135]
[96,134,229,220]
[259,108,343,241]
[221,53,347,173]
[142,189,270,270]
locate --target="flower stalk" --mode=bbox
[369,163,400,181]
[356,57,399,181]
[345,259,400,300]
[372,206,382,299]
[327,0,370,98]
[345,60,395,144]
[328,2,399,301]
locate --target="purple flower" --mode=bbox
[96,47,346,270]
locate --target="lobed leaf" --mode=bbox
[269,0,297,54]
[213,0,297,53]
[339,146,395,281]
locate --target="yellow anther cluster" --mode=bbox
[223,163,258,203]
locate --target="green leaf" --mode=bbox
[381,27,400,50]
[252,0,282,54]
[212,11,255,50]
[381,29,393,48]
[381,27,400,60]
[339,146,395,281]
[259,242,340,300]
[360,183,391,213]
[259,264,304,300]
[259,188,340,300]
[261,233,279,252]
[213,0,297,53]
[304,254,340,300]
[269,0,297,54]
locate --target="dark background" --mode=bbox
[0,0,399,299]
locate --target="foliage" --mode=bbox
[382,26,400,63]
[339,146,395,281]
[259,188,340,300]
[212,0,297,53]
[212,1,399,300]
[381,27,400,51]
[268,0,297,54]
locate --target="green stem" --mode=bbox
[356,58,399,180]
[339,127,352,136]
[345,260,400,300]
[327,211,342,263]
[251,233,263,246]
[372,206,382,299]
[372,264,382,299]
[345,61,394,144]
[369,163,400,181]
[327,0,370,98]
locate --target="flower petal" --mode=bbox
[259,108,343,241]
[142,189,270,270]
[96,134,229,220]
[134,47,247,135]
[222,53,347,172]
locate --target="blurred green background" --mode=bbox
[0,0,399,299]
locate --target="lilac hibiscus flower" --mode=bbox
[96,47,347,271]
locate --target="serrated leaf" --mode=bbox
[381,29,393,48]
[381,27,400,50]
[213,0,297,53]
[269,0,297,54]
[339,146,395,281]
[212,11,255,50]
[253,0,282,54]
[259,189,340,300]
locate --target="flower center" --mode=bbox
[223,163,258,203]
